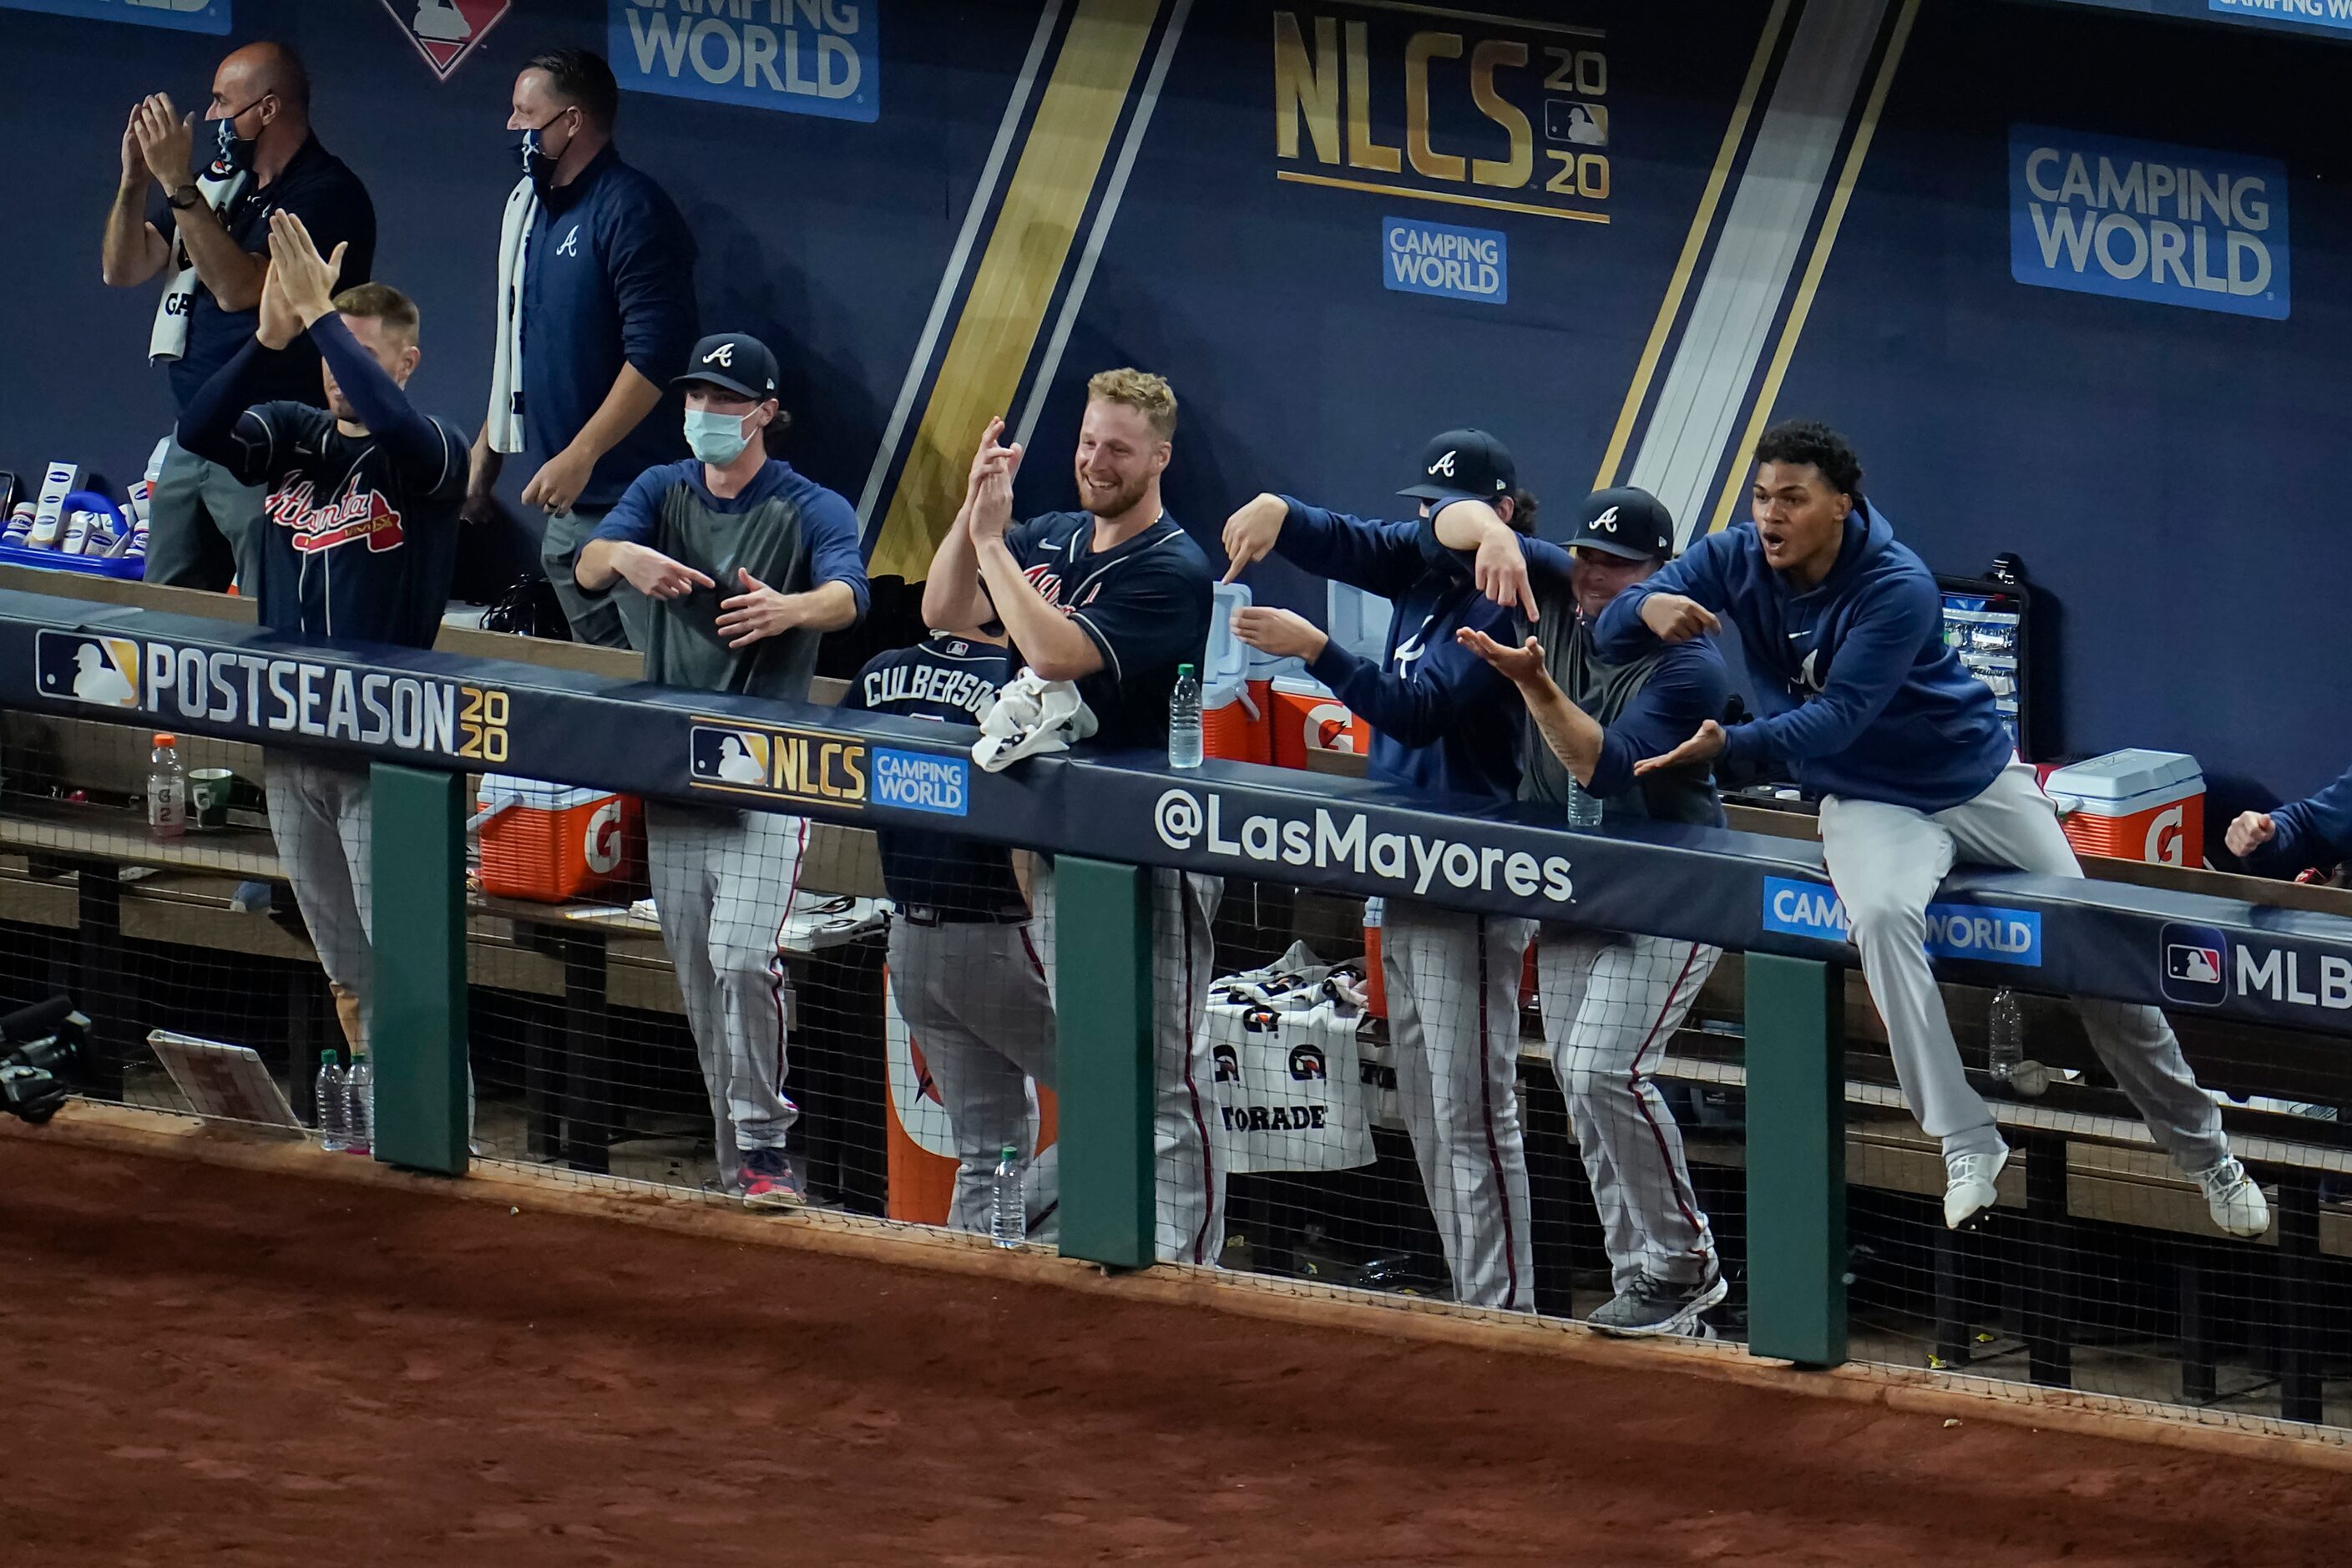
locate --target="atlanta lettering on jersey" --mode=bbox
[267,474,407,555]
[1021,562,1104,613]
[859,661,998,720]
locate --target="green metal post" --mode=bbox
[1744,952,1847,1366]
[368,762,468,1176]
[1053,856,1154,1269]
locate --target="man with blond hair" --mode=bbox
[922,369,1224,1265]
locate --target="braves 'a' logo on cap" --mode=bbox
[1591,505,1621,533]
[703,343,736,368]
[1428,449,1457,478]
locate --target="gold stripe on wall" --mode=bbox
[868,0,1164,583]
[1707,0,1920,533]
[1591,0,1792,492]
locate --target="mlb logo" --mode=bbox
[690,726,771,788]
[379,0,510,81]
[34,631,141,709]
[2160,923,2229,1007]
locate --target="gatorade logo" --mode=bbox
[2145,803,2186,866]
[583,797,625,875]
[1306,701,1354,754]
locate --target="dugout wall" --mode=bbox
[2,0,2347,797]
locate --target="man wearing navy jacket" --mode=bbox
[1438,487,1732,1336]
[176,212,463,1060]
[468,48,699,650]
[1598,421,2266,1237]
[1221,427,1535,1311]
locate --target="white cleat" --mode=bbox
[2194,1156,2271,1238]
[1944,1146,2011,1230]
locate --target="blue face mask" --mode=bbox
[513,111,570,189]
[685,408,755,465]
[206,99,264,179]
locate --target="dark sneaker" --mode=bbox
[739,1148,807,1210]
[1588,1272,1728,1337]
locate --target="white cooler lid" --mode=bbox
[2044,748,2202,801]
[1205,581,1252,688]
[1272,674,1338,699]
[477,774,614,812]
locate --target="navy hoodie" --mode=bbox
[521,145,700,511]
[1274,498,1521,804]
[1594,501,2011,813]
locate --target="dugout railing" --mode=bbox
[6,583,2352,1428]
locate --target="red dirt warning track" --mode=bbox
[2,1135,2345,1566]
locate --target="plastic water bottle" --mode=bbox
[346,1047,374,1155]
[1168,663,1204,769]
[316,1050,351,1151]
[1563,777,1605,827]
[991,1145,1024,1248]
[147,734,187,840]
[1988,988,2023,1086]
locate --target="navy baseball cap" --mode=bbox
[675,333,780,401]
[1568,487,1675,561]
[1398,427,1515,504]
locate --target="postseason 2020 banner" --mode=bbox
[609,0,879,123]
[7,588,2352,1034]
[0,0,228,31]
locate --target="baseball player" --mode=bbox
[575,331,867,1207]
[1220,429,1535,1311]
[919,370,1222,1266]
[1601,421,2269,1237]
[1441,488,1732,1336]
[175,211,462,1062]
[842,628,1060,1238]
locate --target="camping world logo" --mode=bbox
[379,0,511,80]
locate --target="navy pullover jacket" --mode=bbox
[1274,498,1521,805]
[1595,500,2012,813]
[522,145,700,511]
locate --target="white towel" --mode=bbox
[486,176,539,455]
[148,169,248,363]
[974,670,1098,771]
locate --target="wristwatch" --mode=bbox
[165,185,202,211]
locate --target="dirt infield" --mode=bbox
[3,1137,2347,1566]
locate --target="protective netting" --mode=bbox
[6,701,2350,1432]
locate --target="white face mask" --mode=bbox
[685,407,754,464]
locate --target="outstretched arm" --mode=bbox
[1457,627,1601,781]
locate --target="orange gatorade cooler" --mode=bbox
[2043,749,2205,867]
[473,776,643,901]
[1270,675,1366,768]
